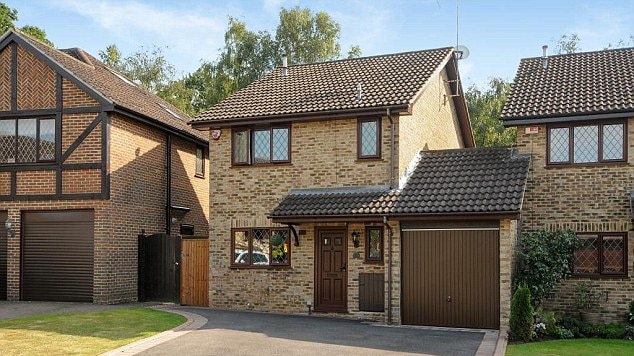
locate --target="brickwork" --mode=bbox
[62,78,99,108]
[0,172,9,195]
[16,45,56,110]
[62,169,101,194]
[515,119,634,322]
[499,219,519,333]
[16,170,56,195]
[0,45,11,111]
[62,113,102,166]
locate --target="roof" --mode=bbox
[192,47,458,124]
[270,147,530,221]
[0,29,207,143]
[502,47,634,125]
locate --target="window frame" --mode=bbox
[572,232,627,277]
[357,117,382,160]
[230,227,292,268]
[546,121,627,166]
[231,125,291,166]
[195,146,205,178]
[364,226,384,263]
[0,117,57,165]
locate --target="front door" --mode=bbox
[315,228,347,312]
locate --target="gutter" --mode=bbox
[165,134,172,234]
[502,111,634,127]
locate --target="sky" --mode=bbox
[5,0,634,89]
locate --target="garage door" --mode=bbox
[21,210,94,302]
[1,211,7,300]
[402,225,499,329]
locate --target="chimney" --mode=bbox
[282,56,288,76]
[355,83,363,100]
[542,45,549,69]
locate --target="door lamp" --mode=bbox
[351,231,360,248]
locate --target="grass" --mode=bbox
[507,338,634,356]
[0,307,185,356]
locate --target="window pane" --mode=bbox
[39,119,55,161]
[574,235,598,274]
[0,119,16,163]
[196,147,204,174]
[272,128,289,161]
[233,130,249,164]
[17,118,37,162]
[602,235,624,273]
[270,230,289,265]
[368,229,382,260]
[233,231,249,265]
[602,124,624,160]
[573,125,598,163]
[253,130,271,164]
[252,229,270,266]
[360,120,378,157]
[549,127,569,162]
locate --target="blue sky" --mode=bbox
[5,0,634,88]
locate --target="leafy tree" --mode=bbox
[465,77,515,147]
[1,1,53,46]
[347,45,362,59]
[554,33,581,54]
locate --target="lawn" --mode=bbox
[507,338,634,356]
[0,307,185,356]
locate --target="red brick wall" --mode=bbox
[16,45,56,110]
[62,78,99,108]
[0,44,11,111]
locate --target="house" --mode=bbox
[501,47,634,321]
[0,29,209,304]
[191,48,530,330]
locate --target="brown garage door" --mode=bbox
[1,211,7,300]
[402,226,499,329]
[21,210,94,302]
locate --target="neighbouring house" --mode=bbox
[502,46,634,321]
[0,29,209,304]
[191,48,530,330]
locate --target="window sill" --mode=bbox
[194,173,205,179]
[364,259,384,265]
[231,162,293,168]
[355,158,384,163]
[229,265,292,270]
[570,274,629,280]
[545,161,628,169]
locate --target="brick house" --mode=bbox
[502,47,634,321]
[192,48,529,330]
[0,29,209,304]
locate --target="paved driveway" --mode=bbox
[138,308,493,356]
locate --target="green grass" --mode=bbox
[0,307,185,356]
[507,338,634,356]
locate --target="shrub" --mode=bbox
[629,300,634,325]
[555,326,574,339]
[514,229,581,306]
[595,322,626,339]
[559,315,584,338]
[573,281,602,311]
[624,326,634,340]
[510,284,534,342]
[542,310,558,336]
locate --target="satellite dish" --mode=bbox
[455,45,470,60]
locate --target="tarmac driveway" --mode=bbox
[138,308,491,356]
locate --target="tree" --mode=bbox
[465,78,515,147]
[509,284,534,342]
[347,45,362,59]
[1,2,53,46]
[554,33,581,54]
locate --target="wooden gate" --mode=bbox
[180,238,209,306]
[138,233,181,303]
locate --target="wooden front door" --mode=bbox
[315,229,347,312]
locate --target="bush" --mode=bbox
[555,326,574,339]
[510,284,534,342]
[559,316,584,338]
[595,322,626,339]
[624,326,634,340]
[628,300,634,325]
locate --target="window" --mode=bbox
[231,228,290,267]
[232,126,290,166]
[0,118,56,164]
[365,227,383,263]
[548,122,626,165]
[573,233,626,276]
[358,118,381,159]
[195,147,204,177]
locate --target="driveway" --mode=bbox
[138,308,496,356]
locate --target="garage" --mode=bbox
[401,222,500,329]
[21,210,94,302]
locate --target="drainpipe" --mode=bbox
[383,215,393,324]
[165,134,172,234]
[387,108,395,189]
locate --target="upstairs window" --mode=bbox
[358,118,381,159]
[0,118,56,164]
[232,126,290,166]
[231,228,290,267]
[195,147,205,177]
[573,233,626,276]
[548,122,626,165]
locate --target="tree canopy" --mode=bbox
[1,1,53,46]
[465,78,515,147]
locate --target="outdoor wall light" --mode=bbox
[5,218,15,238]
[351,231,360,248]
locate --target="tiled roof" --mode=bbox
[270,147,530,220]
[502,47,634,123]
[193,48,454,123]
[5,30,207,143]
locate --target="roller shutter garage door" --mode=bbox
[401,224,500,329]
[21,210,94,302]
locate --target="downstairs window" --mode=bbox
[231,228,290,267]
[573,233,626,276]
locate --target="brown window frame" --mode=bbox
[230,227,292,268]
[231,126,291,166]
[546,121,627,166]
[572,232,627,277]
[0,117,57,165]
[195,146,205,178]
[357,117,381,160]
[365,226,383,263]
